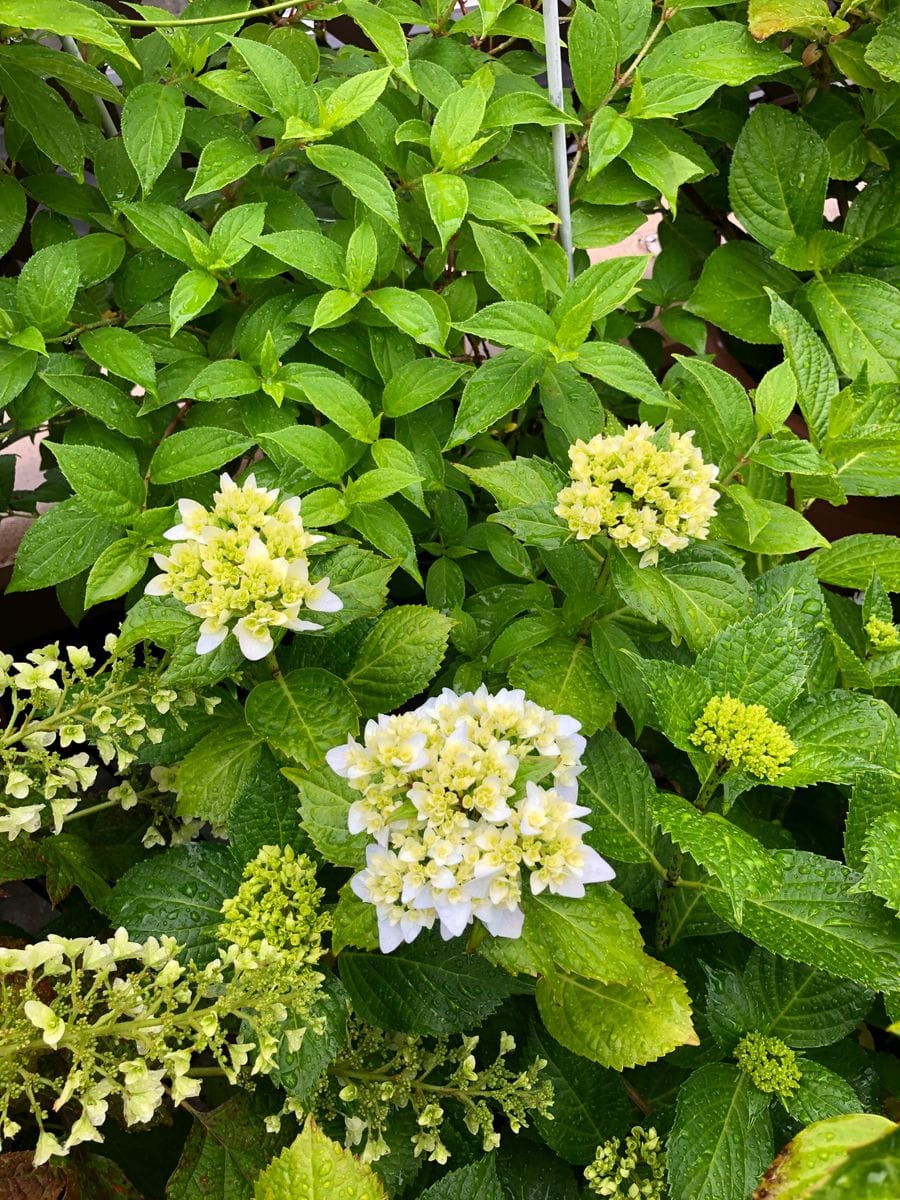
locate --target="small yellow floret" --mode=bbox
[865,615,900,652]
[689,694,796,782]
[554,423,718,566]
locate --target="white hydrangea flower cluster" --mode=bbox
[326,687,614,953]
[554,423,719,567]
[146,473,342,661]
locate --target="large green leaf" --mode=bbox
[752,1114,896,1200]
[860,810,900,913]
[446,349,546,449]
[729,106,829,250]
[338,935,516,1036]
[289,764,368,867]
[694,609,807,716]
[577,729,658,864]
[7,499,121,592]
[416,1156,502,1200]
[768,292,839,444]
[813,534,900,591]
[667,1064,773,1200]
[706,849,900,992]
[686,242,800,345]
[169,1093,288,1200]
[653,792,782,921]
[345,606,452,716]
[805,275,900,384]
[175,717,264,824]
[121,83,185,194]
[245,668,359,767]
[642,22,794,83]
[611,544,751,651]
[536,955,698,1070]
[108,843,242,966]
[508,636,615,736]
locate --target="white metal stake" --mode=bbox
[541,0,574,280]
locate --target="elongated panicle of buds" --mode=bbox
[326,686,614,953]
[555,423,718,567]
[145,473,342,661]
[690,694,796,782]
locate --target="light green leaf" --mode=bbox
[170,269,218,336]
[150,427,254,484]
[586,108,634,178]
[864,10,900,81]
[16,241,79,334]
[7,499,120,593]
[457,301,556,355]
[860,811,900,913]
[805,275,900,384]
[344,0,412,84]
[687,242,801,345]
[307,144,401,234]
[175,717,264,824]
[121,83,184,194]
[612,545,751,651]
[567,2,618,111]
[80,327,156,393]
[472,222,545,305]
[261,426,346,483]
[749,0,848,37]
[813,534,900,590]
[536,955,698,1070]
[643,21,794,83]
[695,609,808,716]
[47,442,144,522]
[288,763,368,867]
[667,1064,773,1200]
[323,66,391,132]
[729,106,829,251]
[752,1114,897,1200]
[423,172,468,250]
[446,349,545,448]
[368,287,448,352]
[575,341,665,405]
[346,606,452,716]
[670,354,756,471]
[186,137,264,199]
[85,539,149,607]
[767,291,839,444]
[620,120,712,213]
[253,1119,386,1200]
[0,0,137,64]
[283,364,379,442]
[245,669,359,767]
[254,230,346,288]
[382,357,467,417]
[654,791,782,920]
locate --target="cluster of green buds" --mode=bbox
[584,1126,666,1198]
[734,1031,802,1098]
[314,1024,553,1165]
[689,694,796,782]
[217,845,331,1073]
[0,850,332,1165]
[0,637,213,841]
[864,614,900,652]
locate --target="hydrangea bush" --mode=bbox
[1,0,899,1197]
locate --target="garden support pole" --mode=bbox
[541,0,575,280]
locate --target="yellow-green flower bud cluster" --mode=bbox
[865,615,900,652]
[217,845,331,1068]
[584,1126,666,1199]
[327,687,614,953]
[146,473,342,661]
[0,891,335,1168]
[0,642,208,841]
[314,1023,552,1166]
[735,1031,801,1097]
[554,423,718,566]
[690,694,796,782]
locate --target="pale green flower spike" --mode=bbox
[690,694,796,782]
[584,1125,666,1198]
[554,422,719,566]
[735,1031,802,1097]
[146,473,342,661]
[865,615,900,652]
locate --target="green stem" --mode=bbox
[694,763,726,812]
[105,1,309,27]
[63,798,120,824]
[265,650,283,681]
[598,15,668,108]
